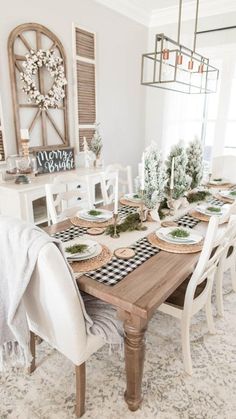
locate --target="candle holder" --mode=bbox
[111,213,120,238]
[168,188,175,215]
[139,189,145,226]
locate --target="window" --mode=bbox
[73,25,97,150]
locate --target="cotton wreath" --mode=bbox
[20,49,67,110]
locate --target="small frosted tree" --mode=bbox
[165,141,192,199]
[186,137,203,189]
[143,142,166,209]
[90,123,103,158]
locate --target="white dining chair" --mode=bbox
[45,176,92,224]
[105,164,133,195]
[23,242,108,417]
[88,171,118,206]
[215,215,236,317]
[211,155,236,183]
[158,216,225,375]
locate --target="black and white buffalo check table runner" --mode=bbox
[52,199,227,286]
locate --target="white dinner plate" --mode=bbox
[62,238,102,261]
[156,227,203,244]
[196,204,226,217]
[124,193,142,203]
[77,209,113,223]
[209,178,229,185]
[219,190,236,200]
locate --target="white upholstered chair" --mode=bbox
[45,176,92,224]
[211,155,236,183]
[158,216,225,375]
[23,242,105,417]
[105,164,133,195]
[215,215,236,317]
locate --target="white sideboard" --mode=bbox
[0,168,106,224]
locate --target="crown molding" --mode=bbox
[94,0,236,28]
[150,0,236,27]
[93,0,150,26]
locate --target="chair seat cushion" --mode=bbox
[165,275,207,309]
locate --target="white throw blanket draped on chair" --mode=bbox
[0,216,122,370]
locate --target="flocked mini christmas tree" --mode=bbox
[186,137,203,189]
[143,142,166,209]
[166,141,192,199]
[90,123,103,158]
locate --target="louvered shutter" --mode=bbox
[74,27,97,150]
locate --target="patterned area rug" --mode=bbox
[1,273,236,419]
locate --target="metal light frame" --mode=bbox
[141,0,219,94]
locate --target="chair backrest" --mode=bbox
[219,214,236,268]
[45,176,91,224]
[212,155,236,183]
[100,171,119,205]
[23,243,102,365]
[106,164,133,195]
[184,216,221,312]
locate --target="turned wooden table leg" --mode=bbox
[123,317,147,412]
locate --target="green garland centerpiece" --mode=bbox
[187,190,211,203]
[106,213,147,236]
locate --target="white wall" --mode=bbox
[0,0,148,173]
[145,11,236,154]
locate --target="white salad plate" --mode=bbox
[62,238,102,261]
[209,178,229,185]
[196,204,226,217]
[77,209,113,223]
[219,190,236,200]
[156,227,203,245]
[124,193,142,203]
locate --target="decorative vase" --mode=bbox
[93,153,102,168]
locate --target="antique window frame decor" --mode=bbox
[8,22,69,153]
[72,23,98,150]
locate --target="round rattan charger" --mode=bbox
[70,216,114,229]
[148,232,203,254]
[70,245,112,273]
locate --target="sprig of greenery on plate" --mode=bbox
[88,209,102,217]
[169,228,190,239]
[206,206,221,213]
[65,244,89,254]
[213,178,222,182]
[230,191,236,196]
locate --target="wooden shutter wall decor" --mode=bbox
[75,27,97,150]
[8,23,69,153]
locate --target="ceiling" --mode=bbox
[94,0,236,27]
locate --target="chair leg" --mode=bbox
[230,264,236,292]
[206,295,216,335]
[216,268,224,317]
[75,363,86,417]
[181,317,193,375]
[28,331,36,374]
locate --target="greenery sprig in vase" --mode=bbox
[90,123,103,167]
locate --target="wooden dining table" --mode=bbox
[45,218,202,412]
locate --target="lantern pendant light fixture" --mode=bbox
[141,0,219,94]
